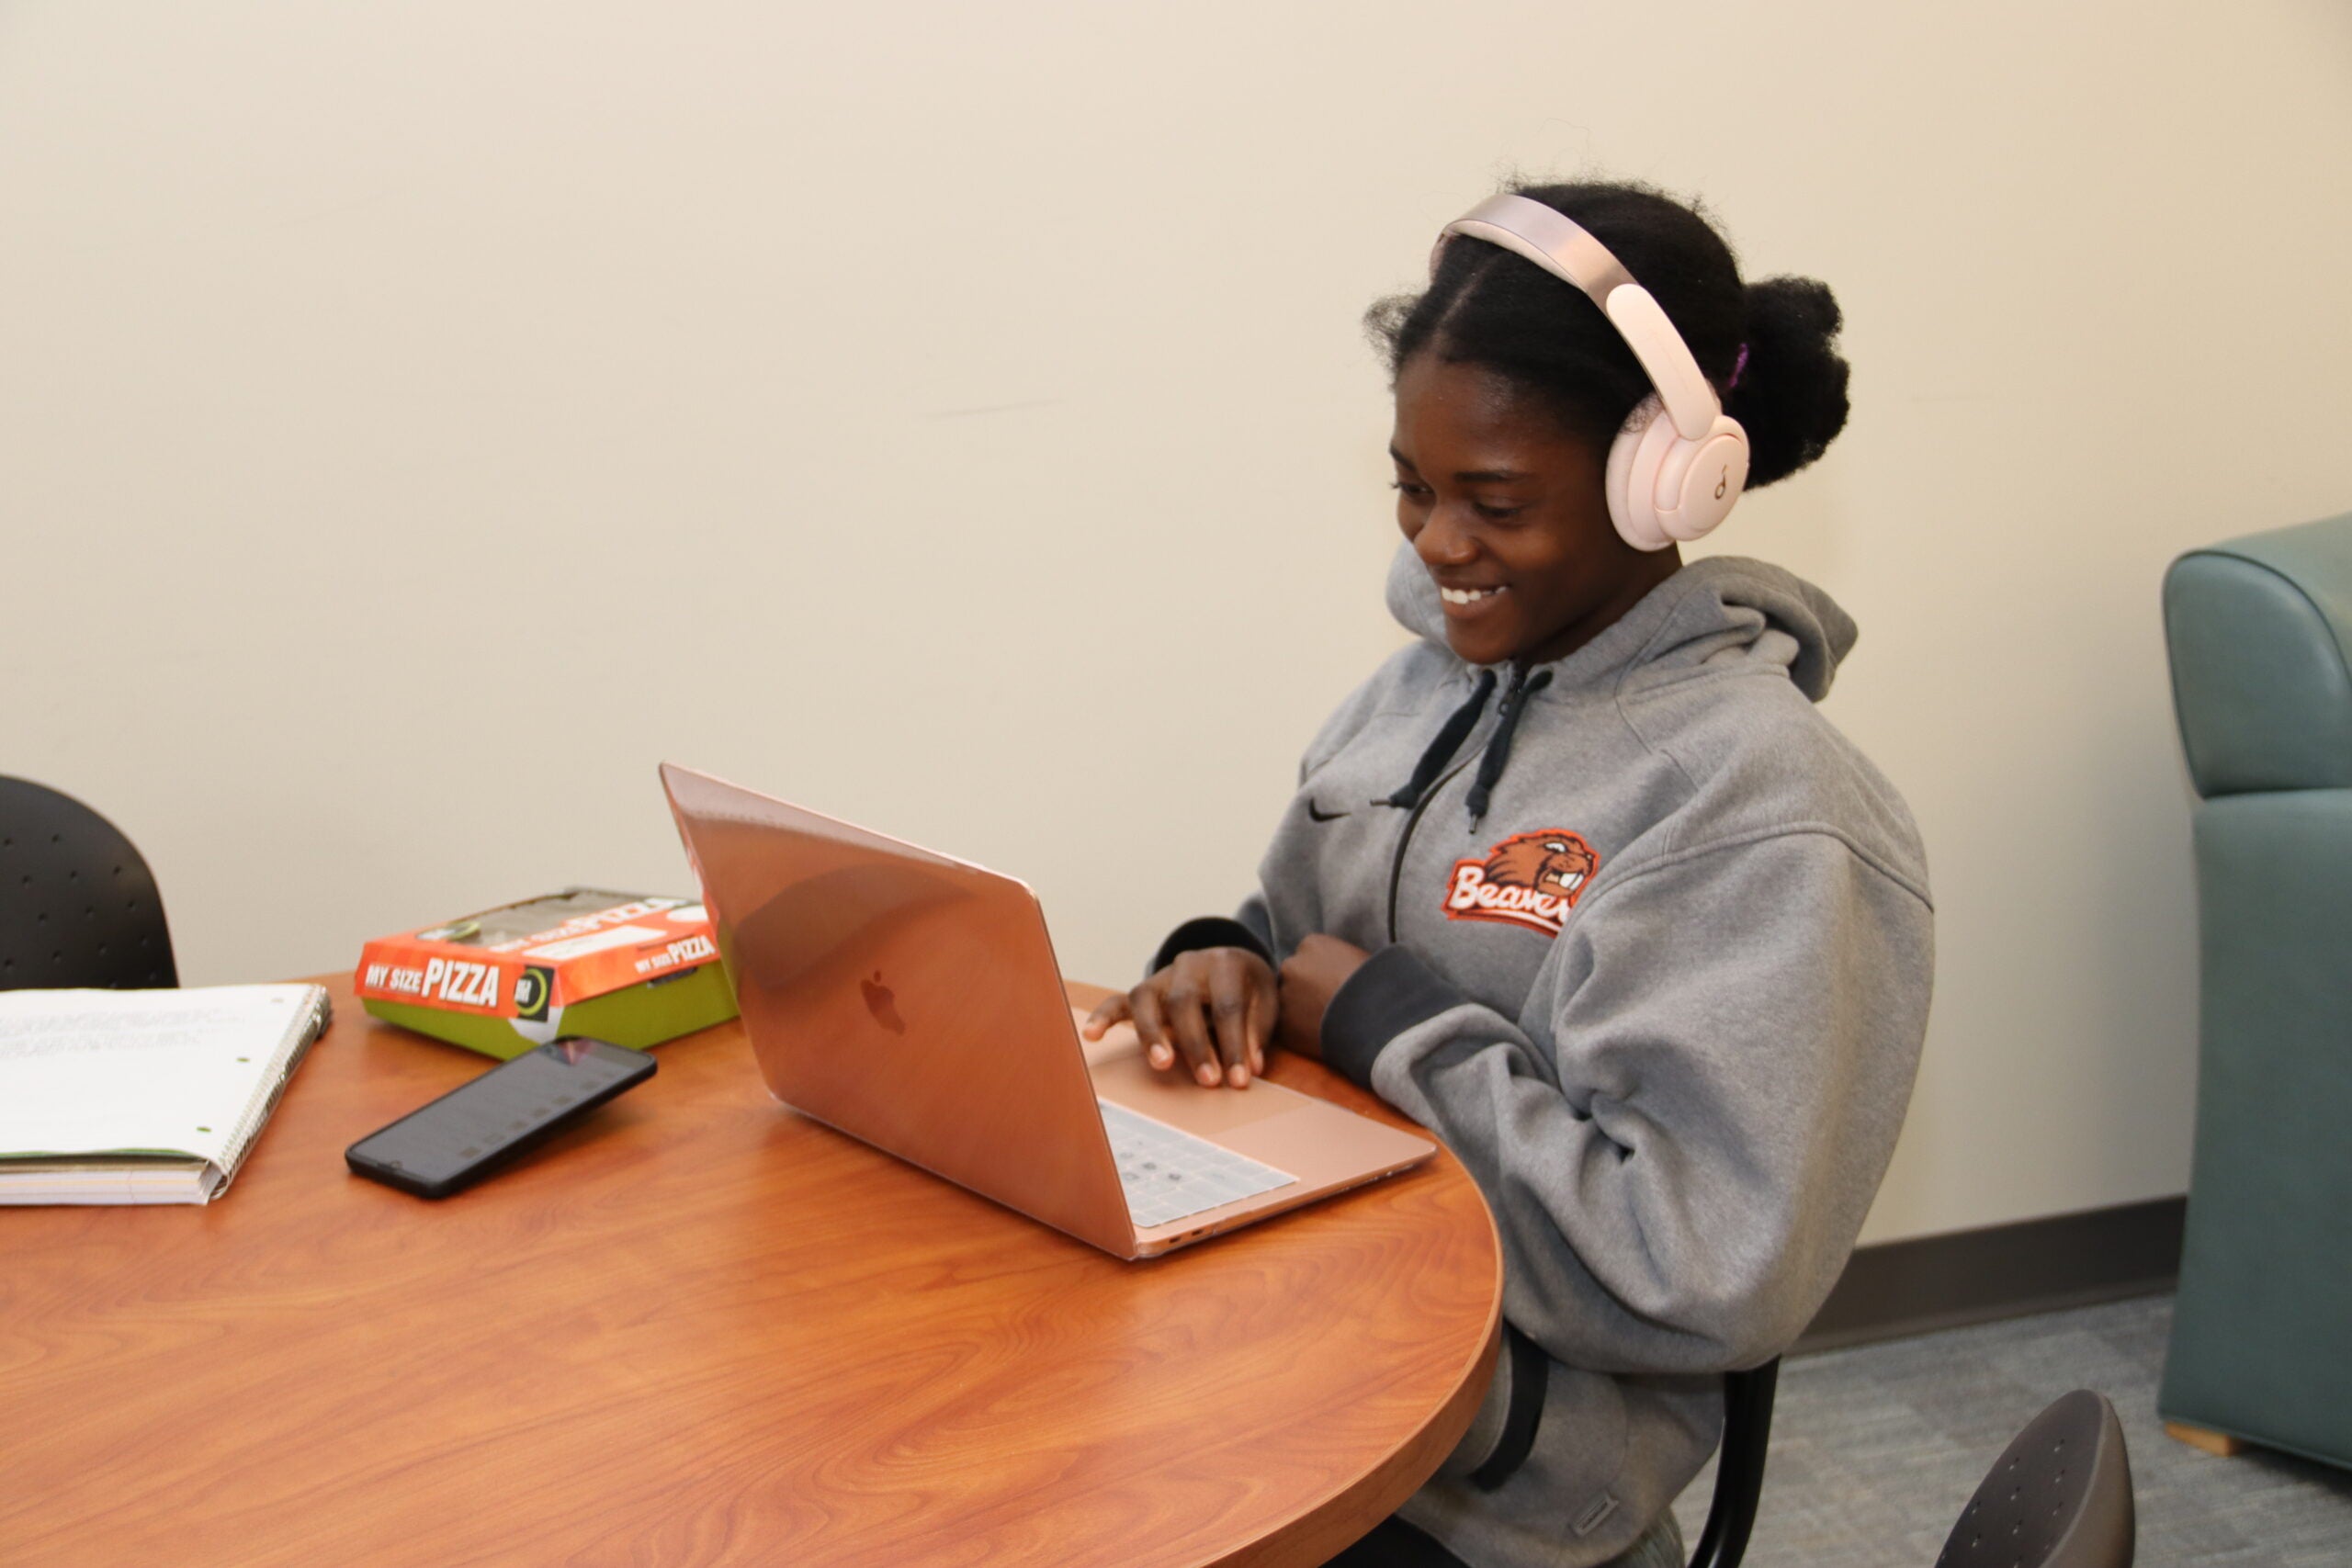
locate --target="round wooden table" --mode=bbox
[4,977,1500,1567]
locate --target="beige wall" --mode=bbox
[4,2,2347,1243]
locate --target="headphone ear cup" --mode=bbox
[1653,416,1751,542]
[1606,397,1675,551]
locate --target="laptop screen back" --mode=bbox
[661,763,1134,1254]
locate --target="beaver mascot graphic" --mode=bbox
[1442,829,1600,938]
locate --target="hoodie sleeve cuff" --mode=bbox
[1320,944,1470,1089]
[1147,917,1272,979]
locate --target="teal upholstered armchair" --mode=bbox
[2158,512,2352,1470]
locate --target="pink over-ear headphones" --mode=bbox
[1432,193,1749,551]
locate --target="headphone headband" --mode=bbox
[1434,193,1721,442]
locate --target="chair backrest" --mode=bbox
[1935,1390,2134,1568]
[2164,510,2352,800]
[0,776,176,991]
[1687,1358,1780,1568]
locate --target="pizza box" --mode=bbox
[356,888,738,1059]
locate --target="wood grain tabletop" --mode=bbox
[2,976,1500,1568]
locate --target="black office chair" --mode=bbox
[0,776,176,991]
[1686,1358,1780,1568]
[1937,1390,2135,1568]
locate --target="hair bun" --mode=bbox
[1724,276,1849,488]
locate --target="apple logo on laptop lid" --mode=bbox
[861,972,906,1035]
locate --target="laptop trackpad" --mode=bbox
[1089,1049,1317,1134]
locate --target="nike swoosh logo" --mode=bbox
[1306,801,1349,822]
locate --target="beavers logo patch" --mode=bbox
[1442,829,1600,938]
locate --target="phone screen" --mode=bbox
[346,1038,654,1196]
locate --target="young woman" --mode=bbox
[1084,181,1933,1568]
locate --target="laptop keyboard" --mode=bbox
[1099,1099,1297,1229]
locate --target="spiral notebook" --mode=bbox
[0,984,332,1205]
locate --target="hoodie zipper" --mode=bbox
[1385,665,1524,942]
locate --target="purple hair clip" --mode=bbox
[1726,342,1750,391]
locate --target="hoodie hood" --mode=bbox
[1383,541,1859,704]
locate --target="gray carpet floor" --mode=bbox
[1670,1296,2352,1566]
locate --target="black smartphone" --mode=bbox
[345,1037,657,1199]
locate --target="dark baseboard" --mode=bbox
[1794,1196,2187,1355]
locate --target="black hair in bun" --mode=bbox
[1366,180,1850,491]
[1725,276,1849,487]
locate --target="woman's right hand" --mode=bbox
[1080,946,1277,1089]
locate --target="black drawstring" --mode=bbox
[1465,668,1552,828]
[1380,670,1497,809]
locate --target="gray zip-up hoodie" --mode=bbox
[1150,547,1933,1568]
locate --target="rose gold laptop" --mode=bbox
[661,762,1434,1259]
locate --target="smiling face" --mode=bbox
[1391,352,1680,668]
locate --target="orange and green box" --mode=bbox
[355,888,738,1060]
